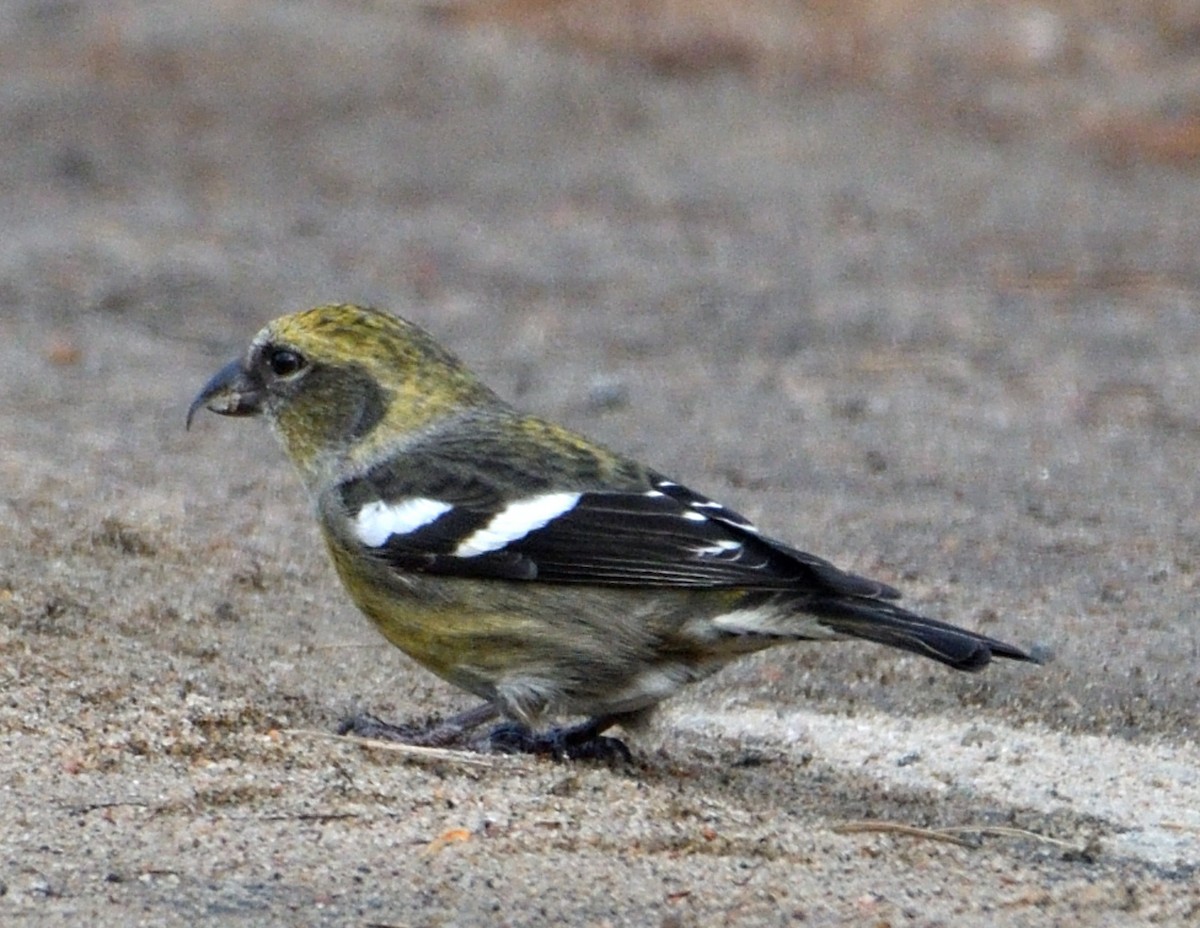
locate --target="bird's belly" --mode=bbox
[325,540,745,720]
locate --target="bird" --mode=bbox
[188,303,1036,760]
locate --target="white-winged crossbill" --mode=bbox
[189,304,1035,759]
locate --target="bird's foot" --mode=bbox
[337,706,631,762]
[336,702,500,748]
[483,720,633,764]
[335,713,458,747]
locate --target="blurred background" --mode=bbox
[5,0,1198,729]
[2,2,1199,921]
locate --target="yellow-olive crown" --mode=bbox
[248,304,502,482]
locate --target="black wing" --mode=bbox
[336,461,898,599]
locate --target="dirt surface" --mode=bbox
[3,2,1199,925]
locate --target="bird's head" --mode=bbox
[188,303,499,486]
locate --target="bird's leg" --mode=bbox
[336,701,500,747]
[484,714,633,763]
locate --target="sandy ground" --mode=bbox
[2,1,1199,925]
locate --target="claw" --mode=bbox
[486,720,633,763]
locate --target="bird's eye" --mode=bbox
[267,347,305,377]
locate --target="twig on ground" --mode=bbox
[832,820,1093,855]
[282,728,515,768]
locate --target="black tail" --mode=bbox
[810,597,1038,671]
